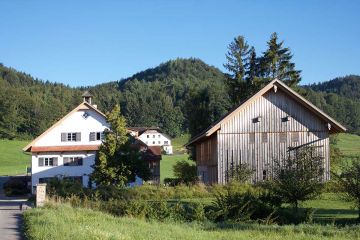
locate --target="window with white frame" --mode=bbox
[89,132,104,141]
[164,140,169,145]
[61,132,81,142]
[63,157,83,166]
[38,157,58,167]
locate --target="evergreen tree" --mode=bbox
[224,36,252,105]
[260,32,301,86]
[186,84,230,137]
[91,105,150,188]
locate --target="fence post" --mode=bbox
[36,183,47,207]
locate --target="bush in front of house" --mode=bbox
[3,177,30,196]
[46,178,90,198]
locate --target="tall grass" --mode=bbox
[24,204,360,240]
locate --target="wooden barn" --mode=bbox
[185,79,346,184]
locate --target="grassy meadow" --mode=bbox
[0,139,30,176]
[335,133,360,157]
[24,203,360,240]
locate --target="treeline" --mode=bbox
[0,64,81,139]
[0,46,360,139]
[303,75,360,135]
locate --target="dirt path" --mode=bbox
[0,176,29,240]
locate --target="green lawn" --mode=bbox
[171,134,190,154]
[0,139,30,176]
[24,204,360,240]
[334,133,360,157]
[160,154,192,182]
[302,193,358,222]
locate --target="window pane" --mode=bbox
[280,132,287,143]
[291,132,299,142]
[249,133,255,144]
[261,133,268,143]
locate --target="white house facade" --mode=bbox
[23,95,109,193]
[128,127,173,154]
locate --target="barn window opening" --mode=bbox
[279,132,287,143]
[262,170,267,180]
[291,132,299,142]
[249,133,255,144]
[261,132,268,143]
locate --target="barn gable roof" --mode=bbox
[185,79,346,147]
[23,102,106,152]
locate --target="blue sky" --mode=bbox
[1,0,359,86]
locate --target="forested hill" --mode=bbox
[0,64,80,139]
[304,75,360,135]
[91,58,228,137]
[307,75,360,100]
[0,59,360,139]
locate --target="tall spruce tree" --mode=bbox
[91,105,150,188]
[224,36,252,105]
[260,32,301,86]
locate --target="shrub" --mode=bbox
[228,163,254,183]
[206,183,276,223]
[173,160,198,184]
[265,147,324,212]
[47,178,89,198]
[163,178,182,186]
[3,178,30,196]
[334,159,360,220]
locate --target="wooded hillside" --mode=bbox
[0,60,359,139]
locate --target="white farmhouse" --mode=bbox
[23,92,109,193]
[128,127,173,154]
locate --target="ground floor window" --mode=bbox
[39,177,55,183]
[63,176,83,183]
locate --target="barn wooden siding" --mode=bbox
[217,89,330,184]
[195,133,218,183]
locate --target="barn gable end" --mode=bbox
[187,79,346,184]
